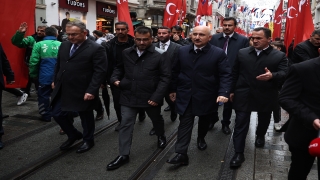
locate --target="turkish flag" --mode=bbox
[163,0,185,27]
[273,0,283,40]
[117,0,134,37]
[284,0,299,51]
[206,0,213,16]
[179,0,187,25]
[294,0,314,47]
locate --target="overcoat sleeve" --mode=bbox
[217,52,231,97]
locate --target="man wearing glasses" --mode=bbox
[107,26,171,170]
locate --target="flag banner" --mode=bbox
[273,0,283,40]
[117,0,134,37]
[294,0,314,47]
[163,0,185,27]
[284,0,298,49]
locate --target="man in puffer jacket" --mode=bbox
[29,27,61,122]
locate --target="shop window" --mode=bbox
[96,16,114,33]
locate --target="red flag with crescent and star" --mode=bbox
[284,0,299,50]
[163,0,186,28]
[195,0,208,26]
[273,0,283,40]
[117,0,134,37]
[293,0,314,47]
[206,0,213,16]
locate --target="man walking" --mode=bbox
[229,27,287,168]
[29,27,61,122]
[209,17,249,134]
[170,25,190,46]
[107,26,171,170]
[166,26,231,165]
[51,21,107,153]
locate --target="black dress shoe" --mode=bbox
[222,125,231,135]
[197,137,207,150]
[166,153,189,165]
[164,106,171,111]
[230,153,245,167]
[255,136,265,148]
[76,141,94,153]
[95,109,104,121]
[0,136,4,150]
[107,155,130,170]
[171,113,177,122]
[149,128,156,136]
[139,114,146,122]
[158,135,167,148]
[60,133,82,150]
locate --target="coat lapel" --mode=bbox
[69,39,90,59]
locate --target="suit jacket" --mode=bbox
[171,43,231,116]
[292,40,320,64]
[154,41,181,65]
[0,44,14,89]
[231,46,287,112]
[52,39,108,111]
[209,32,249,68]
[279,58,320,149]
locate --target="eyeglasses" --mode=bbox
[115,28,127,31]
[135,38,150,42]
[66,33,81,37]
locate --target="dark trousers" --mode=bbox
[94,88,110,114]
[273,103,281,123]
[119,105,164,155]
[221,101,233,126]
[164,92,176,114]
[175,101,212,155]
[52,96,95,142]
[4,88,23,96]
[288,145,319,180]
[21,75,39,93]
[233,111,272,153]
[37,84,52,120]
[0,90,3,136]
[95,97,104,113]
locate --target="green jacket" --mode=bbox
[11,31,36,48]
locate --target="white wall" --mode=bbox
[86,0,97,34]
[46,0,59,26]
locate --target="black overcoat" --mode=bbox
[52,39,108,111]
[231,46,287,112]
[171,43,231,116]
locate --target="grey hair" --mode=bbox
[66,21,86,32]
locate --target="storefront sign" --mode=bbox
[96,2,117,17]
[59,0,88,12]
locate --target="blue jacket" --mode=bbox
[171,43,232,116]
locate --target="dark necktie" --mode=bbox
[195,49,201,54]
[223,35,229,51]
[70,44,79,56]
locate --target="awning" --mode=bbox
[132,21,143,26]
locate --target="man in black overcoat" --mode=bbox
[51,21,107,153]
[230,27,287,167]
[279,57,320,179]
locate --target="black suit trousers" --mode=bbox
[175,100,212,155]
[0,90,3,136]
[221,101,233,126]
[164,92,175,114]
[233,111,271,153]
[52,95,95,143]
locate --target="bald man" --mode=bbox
[166,26,232,165]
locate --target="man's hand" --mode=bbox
[148,100,158,106]
[114,81,120,87]
[230,93,234,102]
[216,96,228,103]
[51,82,55,89]
[256,67,273,81]
[173,34,180,41]
[169,92,176,102]
[19,22,28,33]
[313,119,320,130]
[7,81,15,85]
[84,93,95,101]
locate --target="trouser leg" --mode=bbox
[256,111,272,137]
[4,88,23,96]
[110,85,122,122]
[233,111,251,153]
[37,84,52,120]
[221,101,232,126]
[145,106,164,136]
[79,110,95,143]
[0,90,3,136]
[94,97,104,113]
[198,113,213,138]
[273,103,281,123]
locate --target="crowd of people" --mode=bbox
[0,16,320,179]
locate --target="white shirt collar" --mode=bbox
[136,47,144,57]
[160,40,170,47]
[223,32,234,38]
[255,46,269,56]
[193,45,205,53]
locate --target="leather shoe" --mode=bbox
[164,106,171,111]
[0,136,4,150]
[171,113,177,122]
[149,128,156,136]
[76,141,94,153]
[95,109,104,121]
[255,136,265,148]
[222,125,231,135]
[166,153,189,165]
[197,137,207,150]
[139,113,146,122]
[158,135,167,148]
[107,155,129,170]
[230,153,245,167]
[60,133,82,150]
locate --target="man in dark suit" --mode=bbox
[51,21,107,153]
[166,26,231,165]
[170,25,190,46]
[148,26,181,136]
[209,17,249,134]
[107,26,171,170]
[0,43,15,149]
[229,27,287,167]
[279,57,320,179]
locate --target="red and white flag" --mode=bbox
[273,0,283,40]
[163,0,186,27]
[284,0,299,50]
[294,0,314,47]
[117,0,134,37]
